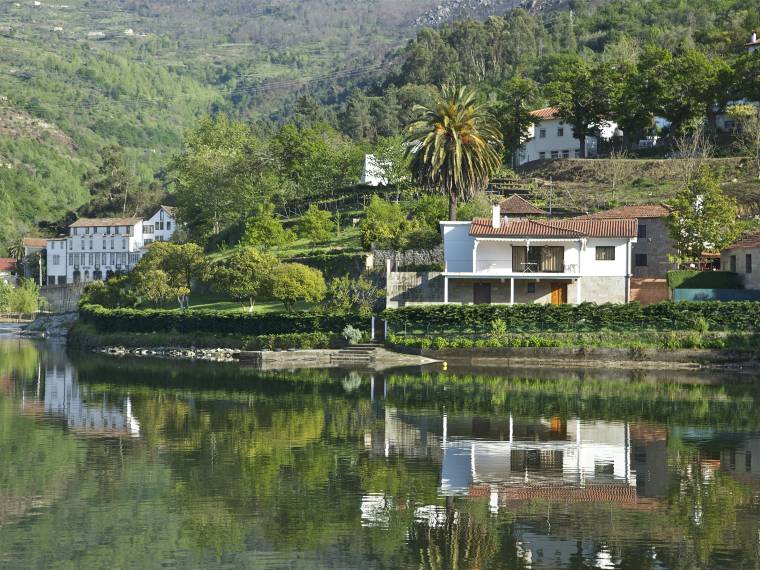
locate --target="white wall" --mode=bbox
[64,221,145,283]
[46,239,67,284]
[579,238,631,277]
[144,208,177,244]
[441,223,475,272]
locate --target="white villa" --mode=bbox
[747,31,760,54]
[517,107,619,166]
[46,206,178,285]
[440,204,638,305]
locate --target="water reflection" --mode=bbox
[1,339,760,568]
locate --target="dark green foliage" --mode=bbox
[667,271,744,290]
[288,252,367,278]
[80,304,368,335]
[382,302,760,333]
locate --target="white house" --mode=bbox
[143,205,177,244]
[440,204,638,305]
[517,107,619,166]
[360,154,388,186]
[46,207,178,285]
[747,31,760,54]
[0,258,16,285]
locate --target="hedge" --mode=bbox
[666,270,742,290]
[382,302,760,333]
[80,304,369,335]
[288,251,367,278]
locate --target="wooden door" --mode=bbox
[473,283,492,305]
[550,282,568,305]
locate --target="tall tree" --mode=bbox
[81,146,138,217]
[405,85,502,221]
[132,242,206,308]
[667,168,739,260]
[210,247,277,312]
[545,55,618,158]
[494,75,540,167]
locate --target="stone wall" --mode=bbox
[386,271,443,309]
[631,278,669,305]
[41,284,85,313]
[372,248,443,270]
[633,218,676,278]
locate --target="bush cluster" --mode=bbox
[80,304,368,335]
[383,302,760,333]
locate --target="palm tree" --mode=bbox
[405,85,503,221]
[7,238,24,261]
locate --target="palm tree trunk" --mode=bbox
[448,193,457,221]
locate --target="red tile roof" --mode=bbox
[499,195,547,216]
[22,237,47,248]
[470,217,638,238]
[0,258,17,272]
[530,106,560,120]
[725,231,760,250]
[574,204,671,220]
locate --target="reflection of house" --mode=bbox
[441,205,638,304]
[441,418,636,495]
[44,364,140,436]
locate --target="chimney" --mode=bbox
[492,204,501,229]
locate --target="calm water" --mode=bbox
[2,334,760,568]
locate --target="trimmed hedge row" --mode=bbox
[382,302,760,332]
[80,304,369,335]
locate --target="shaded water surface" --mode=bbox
[2,336,760,569]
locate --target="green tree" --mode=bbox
[405,85,502,221]
[495,75,540,167]
[269,263,327,311]
[327,275,384,316]
[210,247,277,311]
[667,168,740,260]
[297,204,335,244]
[359,196,407,249]
[0,279,12,311]
[133,242,206,308]
[9,279,43,314]
[80,145,139,217]
[242,203,294,250]
[545,55,619,158]
[81,275,136,308]
[171,115,279,242]
[7,238,24,261]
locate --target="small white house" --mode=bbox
[360,154,388,186]
[517,107,619,166]
[143,205,177,244]
[440,204,638,305]
[46,207,178,285]
[747,32,760,54]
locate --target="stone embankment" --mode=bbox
[24,313,79,338]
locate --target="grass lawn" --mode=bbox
[158,293,317,313]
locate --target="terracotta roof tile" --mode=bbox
[470,217,637,238]
[530,106,560,120]
[725,231,760,250]
[499,194,547,216]
[574,204,671,220]
[22,238,48,248]
[0,258,17,271]
[70,217,142,228]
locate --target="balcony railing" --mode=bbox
[474,261,580,275]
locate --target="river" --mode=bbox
[1,332,760,569]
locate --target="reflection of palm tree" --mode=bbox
[405,85,502,221]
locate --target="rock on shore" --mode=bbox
[24,313,79,338]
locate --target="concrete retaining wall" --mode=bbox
[41,284,84,313]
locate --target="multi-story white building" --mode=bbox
[46,207,177,285]
[517,107,619,166]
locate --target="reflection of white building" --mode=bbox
[44,364,140,436]
[440,417,635,495]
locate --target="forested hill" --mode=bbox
[0,0,537,247]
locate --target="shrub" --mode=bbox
[269,263,327,310]
[341,325,363,345]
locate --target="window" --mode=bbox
[68,253,73,265]
[638,224,647,238]
[144,238,153,245]
[527,283,536,294]
[557,127,564,137]
[512,246,564,272]
[747,254,753,274]
[574,149,581,158]
[539,128,547,138]
[110,238,115,250]
[635,254,648,267]
[730,255,737,272]
[89,239,93,250]
[596,246,616,261]
[562,149,570,158]
[539,152,546,159]
[103,239,107,249]
[52,255,60,265]
[166,221,171,231]
[159,221,165,230]
[551,150,559,159]
[106,226,111,235]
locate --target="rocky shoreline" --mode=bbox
[96,346,241,362]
